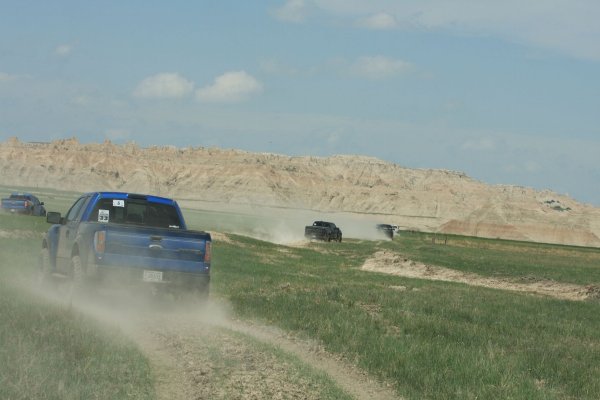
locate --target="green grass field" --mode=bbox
[2,186,600,399]
[211,234,600,400]
[0,236,155,400]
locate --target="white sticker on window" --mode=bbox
[113,200,125,207]
[98,209,110,223]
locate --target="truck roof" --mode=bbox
[85,192,177,205]
[313,220,336,226]
[8,193,35,199]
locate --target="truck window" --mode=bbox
[10,194,32,201]
[90,198,182,228]
[65,196,89,222]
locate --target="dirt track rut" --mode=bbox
[68,292,399,400]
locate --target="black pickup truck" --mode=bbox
[304,221,342,242]
[376,224,394,239]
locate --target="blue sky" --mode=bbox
[1,1,599,204]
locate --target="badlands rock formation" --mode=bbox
[1,137,599,247]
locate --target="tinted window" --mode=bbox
[65,196,88,222]
[10,195,33,201]
[89,198,181,228]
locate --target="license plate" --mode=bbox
[143,270,163,282]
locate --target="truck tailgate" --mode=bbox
[97,225,211,273]
[1,200,26,210]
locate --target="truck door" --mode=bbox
[55,195,90,272]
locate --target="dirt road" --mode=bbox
[53,288,400,400]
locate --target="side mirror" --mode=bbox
[40,202,44,205]
[46,212,62,224]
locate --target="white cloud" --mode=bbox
[133,73,194,99]
[55,44,73,57]
[271,0,309,23]
[292,1,600,61]
[196,71,263,103]
[349,56,412,79]
[358,12,398,30]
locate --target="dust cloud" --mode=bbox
[190,204,395,245]
[5,252,398,400]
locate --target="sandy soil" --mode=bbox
[361,250,600,301]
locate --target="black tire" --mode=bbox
[198,281,210,301]
[188,278,210,302]
[38,247,53,288]
[170,285,209,305]
[192,286,210,303]
[84,251,99,281]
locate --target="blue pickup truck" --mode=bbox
[1,192,46,216]
[39,192,211,298]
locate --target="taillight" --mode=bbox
[204,241,211,263]
[94,231,106,253]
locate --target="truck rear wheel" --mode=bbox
[173,285,209,304]
[198,281,210,301]
[186,279,210,303]
[85,251,99,281]
[71,255,85,291]
[188,280,210,302]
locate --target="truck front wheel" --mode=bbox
[38,248,53,288]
